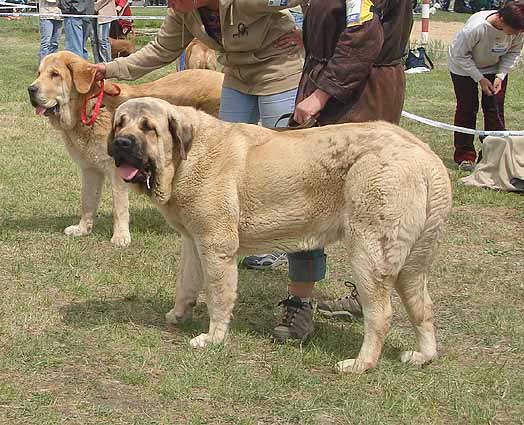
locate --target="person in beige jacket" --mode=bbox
[94,0,305,287]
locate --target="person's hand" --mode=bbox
[93,63,107,81]
[272,29,303,51]
[493,77,503,95]
[293,89,330,124]
[479,77,495,96]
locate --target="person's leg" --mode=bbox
[451,72,479,168]
[258,87,298,128]
[82,19,93,60]
[39,19,53,63]
[481,73,507,132]
[96,22,112,63]
[258,88,322,341]
[218,86,259,124]
[64,17,85,57]
[49,19,63,55]
[272,249,326,342]
[239,88,299,270]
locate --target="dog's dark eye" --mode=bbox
[140,119,156,133]
[50,71,60,78]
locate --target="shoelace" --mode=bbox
[343,281,359,300]
[277,296,307,326]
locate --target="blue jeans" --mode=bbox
[219,87,326,281]
[91,22,112,63]
[64,17,91,60]
[219,86,298,128]
[39,19,62,63]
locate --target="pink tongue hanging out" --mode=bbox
[35,106,47,116]
[117,165,140,181]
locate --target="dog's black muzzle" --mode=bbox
[28,85,39,107]
[110,135,141,168]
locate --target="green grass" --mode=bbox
[1,14,524,425]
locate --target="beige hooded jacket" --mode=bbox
[105,0,304,95]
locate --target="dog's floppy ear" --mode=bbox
[168,111,193,161]
[107,121,116,158]
[61,52,96,94]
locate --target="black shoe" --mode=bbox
[272,295,314,343]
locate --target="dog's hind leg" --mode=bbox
[336,266,394,374]
[395,269,437,367]
[110,170,131,247]
[189,238,239,349]
[64,168,104,238]
[166,235,204,325]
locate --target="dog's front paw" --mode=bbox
[336,358,374,374]
[190,333,211,349]
[64,224,91,237]
[400,350,436,367]
[111,231,131,247]
[165,306,193,325]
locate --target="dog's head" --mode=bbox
[108,98,194,204]
[28,51,97,129]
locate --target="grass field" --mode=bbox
[1,11,524,425]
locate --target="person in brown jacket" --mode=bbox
[274,0,414,343]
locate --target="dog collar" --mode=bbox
[81,80,121,126]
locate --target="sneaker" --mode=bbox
[317,281,362,321]
[458,160,475,172]
[241,253,287,270]
[272,295,314,343]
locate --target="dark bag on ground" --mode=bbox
[405,46,434,72]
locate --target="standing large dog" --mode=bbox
[28,51,223,246]
[108,98,452,373]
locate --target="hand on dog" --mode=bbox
[272,29,303,51]
[93,63,107,81]
[293,89,330,125]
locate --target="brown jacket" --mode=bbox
[375,0,414,65]
[294,0,384,125]
[295,0,413,125]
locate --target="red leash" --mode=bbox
[81,80,121,126]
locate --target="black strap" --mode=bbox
[272,112,318,132]
[422,48,434,69]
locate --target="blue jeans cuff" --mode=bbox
[288,249,326,282]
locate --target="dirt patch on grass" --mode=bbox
[410,20,463,45]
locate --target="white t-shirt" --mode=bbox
[448,10,524,81]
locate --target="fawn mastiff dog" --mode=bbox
[184,39,218,71]
[108,97,452,373]
[28,51,223,246]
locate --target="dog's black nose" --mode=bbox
[112,136,135,150]
[28,85,39,100]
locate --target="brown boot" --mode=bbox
[272,295,314,343]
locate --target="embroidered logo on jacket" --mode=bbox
[233,23,249,38]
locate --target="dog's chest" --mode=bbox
[62,131,111,169]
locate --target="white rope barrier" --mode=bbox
[0,4,38,9]
[401,110,524,137]
[0,11,165,19]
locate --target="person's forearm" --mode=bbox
[105,10,188,80]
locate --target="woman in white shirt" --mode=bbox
[448,2,524,172]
